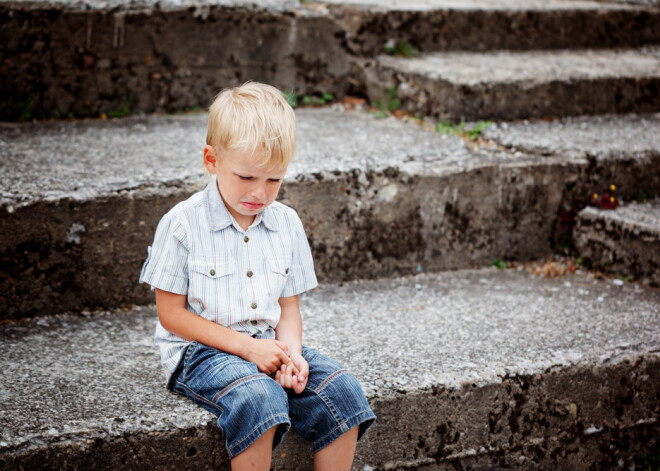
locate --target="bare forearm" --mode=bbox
[159,303,252,358]
[276,296,303,354]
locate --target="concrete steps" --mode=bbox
[3,109,659,320]
[574,199,660,286]
[2,0,659,119]
[1,269,658,470]
[364,47,660,121]
[2,1,659,469]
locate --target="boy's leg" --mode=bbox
[171,342,291,460]
[287,347,376,467]
[231,426,277,471]
[313,425,359,471]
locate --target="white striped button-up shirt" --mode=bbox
[139,179,318,385]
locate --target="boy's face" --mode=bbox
[204,145,287,230]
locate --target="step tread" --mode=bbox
[376,47,660,85]
[0,108,489,210]
[324,0,649,11]
[4,109,660,211]
[579,199,660,232]
[483,113,660,159]
[1,268,658,452]
[0,0,301,11]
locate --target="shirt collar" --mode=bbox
[204,178,278,232]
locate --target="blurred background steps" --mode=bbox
[1,268,658,470]
[364,47,660,121]
[2,108,659,320]
[2,0,659,120]
[574,199,660,286]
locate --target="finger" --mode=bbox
[286,358,300,376]
[293,377,306,394]
[275,370,281,382]
[284,364,293,388]
[274,340,289,355]
[278,364,287,387]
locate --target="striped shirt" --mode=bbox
[139,179,318,385]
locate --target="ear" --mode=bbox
[203,145,218,173]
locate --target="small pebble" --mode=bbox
[613,279,624,286]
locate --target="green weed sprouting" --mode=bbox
[435,120,493,141]
[492,260,507,270]
[374,85,401,118]
[108,98,132,118]
[384,39,420,58]
[302,92,335,106]
[284,91,298,108]
[18,99,35,121]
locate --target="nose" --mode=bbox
[251,183,267,200]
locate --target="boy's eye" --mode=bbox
[268,179,281,183]
[237,175,252,181]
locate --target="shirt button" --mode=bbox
[250,302,257,309]
[247,270,253,277]
[285,268,289,274]
[244,235,249,243]
[209,269,216,276]
[250,320,258,326]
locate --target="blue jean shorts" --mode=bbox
[171,341,376,459]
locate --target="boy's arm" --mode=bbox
[275,295,303,354]
[156,289,292,375]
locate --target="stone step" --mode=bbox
[2,0,660,119]
[1,269,658,470]
[2,109,660,320]
[363,47,660,121]
[574,199,660,286]
[326,0,660,56]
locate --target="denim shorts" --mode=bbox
[171,341,376,459]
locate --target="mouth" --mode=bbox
[242,202,264,210]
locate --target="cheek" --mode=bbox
[268,184,282,199]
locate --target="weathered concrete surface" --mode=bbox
[364,47,660,121]
[0,108,576,319]
[483,113,660,203]
[1,269,659,470]
[3,0,660,120]
[0,1,353,120]
[3,109,660,319]
[574,200,660,286]
[327,0,660,57]
[0,269,660,469]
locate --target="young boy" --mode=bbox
[139,82,375,470]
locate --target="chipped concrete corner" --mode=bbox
[574,201,660,286]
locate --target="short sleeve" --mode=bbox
[139,211,190,295]
[280,213,318,298]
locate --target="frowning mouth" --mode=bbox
[242,202,264,210]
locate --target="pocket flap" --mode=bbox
[189,259,235,278]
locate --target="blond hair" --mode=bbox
[206,82,297,171]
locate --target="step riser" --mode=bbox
[333,5,660,56]
[1,355,657,470]
[364,66,660,121]
[0,6,350,120]
[3,150,660,320]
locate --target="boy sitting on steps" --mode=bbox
[140,82,375,470]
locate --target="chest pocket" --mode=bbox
[188,258,236,316]
[266,258,290,299]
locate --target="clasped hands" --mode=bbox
[244,338,308,394]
